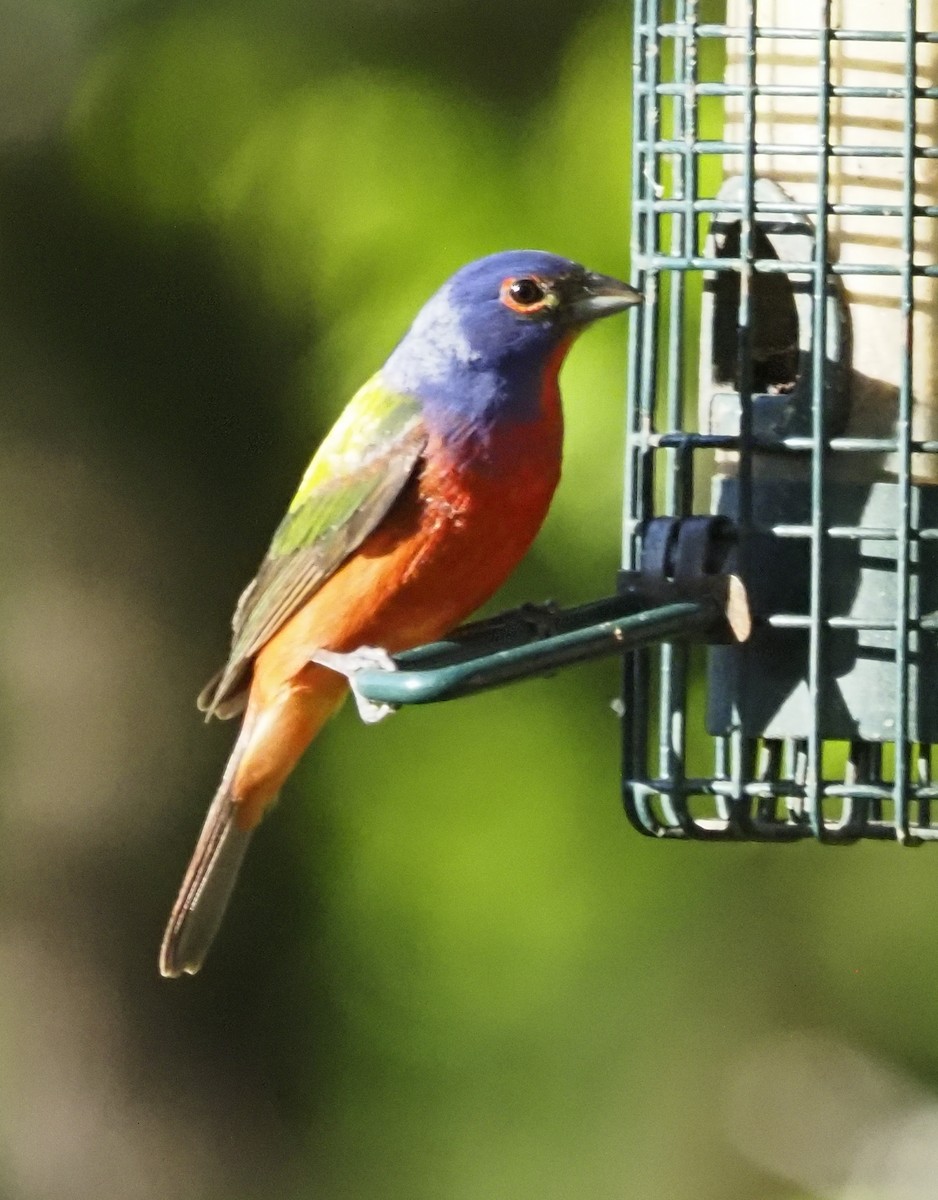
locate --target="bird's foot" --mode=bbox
[516,600,561,639]
[309,645,399,724]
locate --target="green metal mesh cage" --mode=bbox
[623,0,938,841]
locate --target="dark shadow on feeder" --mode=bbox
[700,175,853,446]
[709,379,938,747]
[711,223,801,397]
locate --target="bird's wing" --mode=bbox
[199,377,427,718]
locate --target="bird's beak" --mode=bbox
[566,271,643,323]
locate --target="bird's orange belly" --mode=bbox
[261,447,560,683]
[235,426,562,821]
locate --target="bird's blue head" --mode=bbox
[382,250,641,428]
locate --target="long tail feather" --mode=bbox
[159,738,271,978]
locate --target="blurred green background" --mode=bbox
[3,2,938,1199]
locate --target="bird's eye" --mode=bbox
[510,278,545,305]
[500,276,551,314]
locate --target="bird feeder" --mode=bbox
[623,0,938,841]
[352,0,938,846]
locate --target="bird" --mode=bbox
[159,250,641,977]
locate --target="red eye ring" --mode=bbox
[500,275,550,313]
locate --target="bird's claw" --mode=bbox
[517,600,561,640]
[309,645,399,724]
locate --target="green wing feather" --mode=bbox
[199,376,427,719]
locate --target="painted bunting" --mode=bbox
[159,250,640,977]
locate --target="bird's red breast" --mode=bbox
[232,350,569,827]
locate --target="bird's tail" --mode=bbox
[159,730,271,978]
